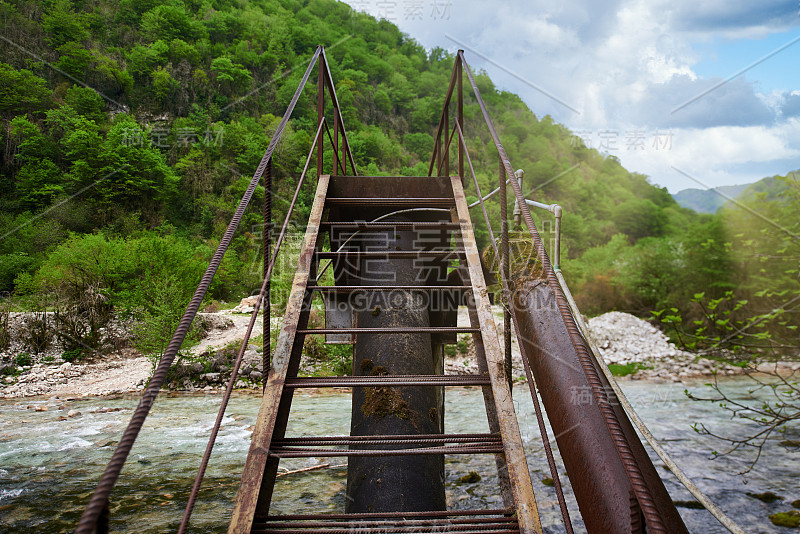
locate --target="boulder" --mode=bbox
[242,349,263,373]
[200,372,221,383]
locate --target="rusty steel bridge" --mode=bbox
[73,47,743,534]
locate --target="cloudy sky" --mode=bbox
[342,0,800,192]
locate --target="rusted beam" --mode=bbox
[457,53,464,181]
[513,279,689,533]
[228,175,330,534]
[450,176,542,534]
[263,158,272,385]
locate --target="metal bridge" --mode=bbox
[75,47,744,534]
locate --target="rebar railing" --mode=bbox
[76,45,356,534]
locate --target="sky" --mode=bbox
[341,0,800,192]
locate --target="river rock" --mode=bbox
[200,373,221,383]
[242,350,263,373]
[587,312,692,365]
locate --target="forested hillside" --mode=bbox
[0,0,796,359]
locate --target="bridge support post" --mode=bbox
[345,219,446,513]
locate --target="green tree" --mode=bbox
[0,63,52,118]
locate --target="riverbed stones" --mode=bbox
[199,373,221,384]
[242,349,262,373]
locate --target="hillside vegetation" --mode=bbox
[0,0,797,360]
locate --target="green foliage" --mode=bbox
[0,63,52,118]
[607,362,651,377]
[61,349,83,363]
[652,289,795,357]
[0,0,794,371]
[64,86,106,124]
[15,352,31,367]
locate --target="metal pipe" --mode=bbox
[467,177,511,208]
[499,156,512,393]
[512,169,523,227]
[553,205,562,271]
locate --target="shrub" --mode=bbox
[15,352,32,366]
[61,349,83,363]
[22,311,53,354]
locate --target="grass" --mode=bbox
[607,362,652,377]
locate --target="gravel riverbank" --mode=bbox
[1,309,793,399]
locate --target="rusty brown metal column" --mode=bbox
[341,117,347,174]
[499,156,512,392]
[316,55,324,177]
[263,158,272,387]
[513,279,688,534]
[457,53,464,181]
[443,104,450,176]
[436,130,442,176]
[333,108,340,176]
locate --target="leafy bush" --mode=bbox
[61,349,83,363]
[15,352,32,366]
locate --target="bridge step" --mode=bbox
[269,433,503,458]
[325,197,455,207]
[308,285,472,293]
[315,250,463,259]
[296,327,479,335]
[320,221,461,230]
[252,509,519,534]
[284,375,490,388]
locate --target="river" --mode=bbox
[1,377,797,533]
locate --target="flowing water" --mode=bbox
[0,377,797,533]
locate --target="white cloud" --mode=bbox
[342,0,800,190]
